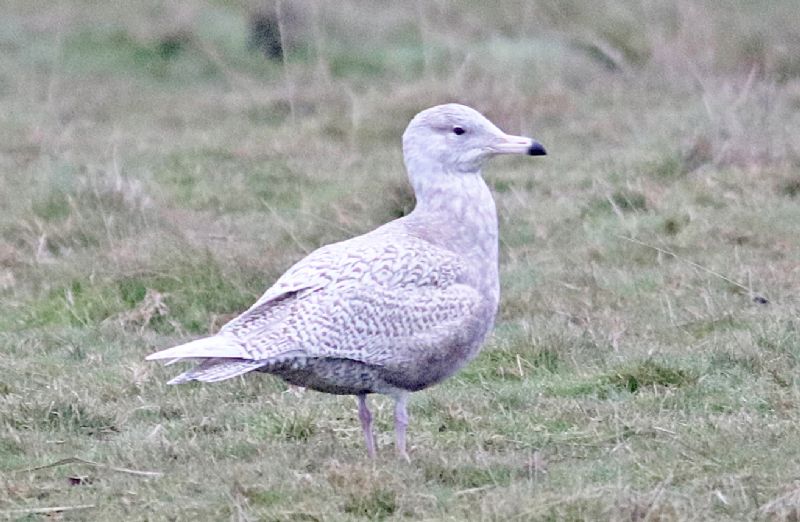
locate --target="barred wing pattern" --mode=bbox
[161,232,483,386]
[220,232,480,368]
[238,228,463,311]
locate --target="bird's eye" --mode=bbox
[452,126,466,136]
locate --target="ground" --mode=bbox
[1,1,800,520]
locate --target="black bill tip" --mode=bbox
[528,141,547,156]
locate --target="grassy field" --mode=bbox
[1,0,799,519]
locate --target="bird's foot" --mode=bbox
[397,448,410,463]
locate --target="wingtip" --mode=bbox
[144,335,249,362]
[145,351,179,361]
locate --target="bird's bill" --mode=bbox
[490,133,547,156]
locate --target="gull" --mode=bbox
[146,103,546,459]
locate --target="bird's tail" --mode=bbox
[146,335,263,384]
[166,358,266,384]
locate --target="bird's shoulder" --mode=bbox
[236,223,467,314]
[276,225,460,289]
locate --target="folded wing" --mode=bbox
[147,232,481,382]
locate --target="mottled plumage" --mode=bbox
[146,103,546,458]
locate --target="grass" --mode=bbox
[1,0,799,520]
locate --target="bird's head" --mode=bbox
[402,103,546,178]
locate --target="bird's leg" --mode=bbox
[357,393,376,458]
[393,392,410,461]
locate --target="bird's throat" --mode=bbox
[406,170,499,267]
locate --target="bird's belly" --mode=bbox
[259,339,481,395]
[382,304,495,391]
[380,337,483,391]
[261,358,399,395]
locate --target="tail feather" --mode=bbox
[146,335,249,361]
[148,335,309,385]
[167,359,265,384]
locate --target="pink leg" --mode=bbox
[394,392,410,461]
[357,394,376,458]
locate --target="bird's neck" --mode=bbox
[405,169,499,264]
